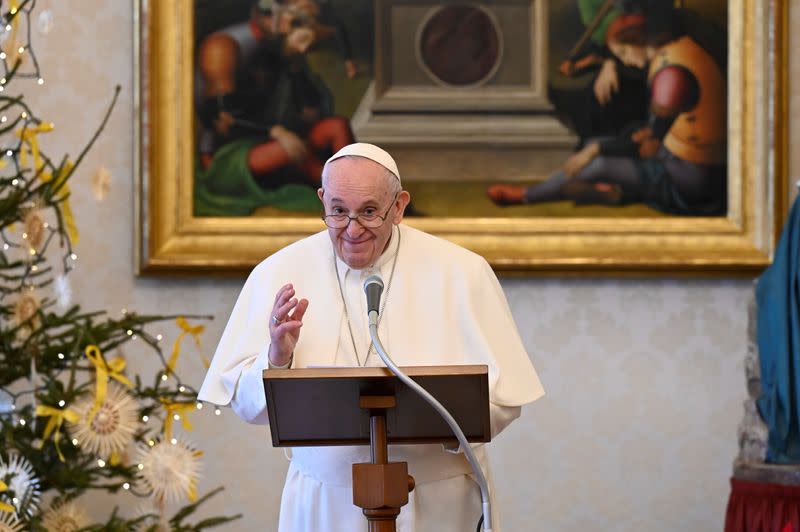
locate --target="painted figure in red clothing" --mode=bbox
[488,11,727,215]
[195,1,355,215]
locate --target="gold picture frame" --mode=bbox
[135,0,789,275]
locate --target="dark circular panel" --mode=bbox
[418,4,501,87]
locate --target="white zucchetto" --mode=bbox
[326,143,401,183]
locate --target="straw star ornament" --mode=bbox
[136,439,202,504]
[69,383,139,460]
[41,501,90,532]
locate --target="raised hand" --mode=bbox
[268,283,309,367]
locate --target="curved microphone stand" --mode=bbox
[367,308,493,532]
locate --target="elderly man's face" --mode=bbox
[318,157,409,270]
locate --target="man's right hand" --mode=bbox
[559,60,575,77]
[268,284,309,367]
[593,59,619,105]
[214,111,235,136]
[270,125,310,164]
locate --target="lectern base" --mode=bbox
[352,396,416,532]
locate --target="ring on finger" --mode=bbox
[271,315,281,326]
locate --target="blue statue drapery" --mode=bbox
[757,196,800,463]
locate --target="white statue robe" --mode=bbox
[198,224,544,531]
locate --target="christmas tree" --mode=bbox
[0,2,238,530]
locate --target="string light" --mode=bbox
[196,402,203,410]
[160,374,168,382]
[97,459,105,468]
[172,414,180,421]
[142,415,149,422]
[148,439,155,447]
[57,353,64,359]
[214,408,221,416]
[170,438,177,445]
[70,253,77,260]
[57,400,65,407]
[156,334,163,342]
[178,385,185,392]
[137,463,144,470]
[126,329,133,336]
[37,78,43,85]
[20,111,27,118]
[72,439,78,446]
[19,418,26,426]
[123,482,130,490]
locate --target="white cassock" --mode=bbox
[198,224,544,532]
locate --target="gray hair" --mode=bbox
[321,155,402,197]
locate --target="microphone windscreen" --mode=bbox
[363,275,384,291]
[363,275,384,314]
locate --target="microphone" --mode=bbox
[363,275,384,316]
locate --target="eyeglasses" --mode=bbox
[322,193,398,229]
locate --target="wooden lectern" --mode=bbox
[263,365,490,531]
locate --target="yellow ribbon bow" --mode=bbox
[167,317,208,376]
[161,401,196,440]
[17,122,54,172]
[0,479,14,513]
[16,121,79,244]
[35,404,79,462]
[84,345,133,421]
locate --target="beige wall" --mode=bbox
[22,1,798,530]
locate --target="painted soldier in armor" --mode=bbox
[195,0,354,216]
[488,10,727,216]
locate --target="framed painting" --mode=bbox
[135,0,789,275]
